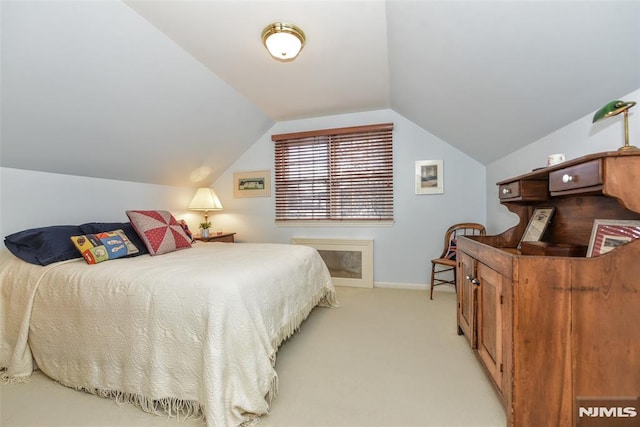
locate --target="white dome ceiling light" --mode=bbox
[261,22,306,62]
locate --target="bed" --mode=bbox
[0,240,337,426]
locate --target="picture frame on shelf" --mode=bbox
[415,160,443,194]
[517,207,555,250]
[233,170,271,198]
[586,219,640,257]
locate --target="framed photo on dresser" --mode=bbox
[517,207,555,250]
[586,219,640,257]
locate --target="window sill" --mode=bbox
[275,220,394,228]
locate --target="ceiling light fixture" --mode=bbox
[261,22,306,62]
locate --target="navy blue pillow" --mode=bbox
[79,222,148,256]
[4,225,84,265]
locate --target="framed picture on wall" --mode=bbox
[233,170,271,198]
[517,207,555,250]
[586,219,640,257]
[415,160,443,194]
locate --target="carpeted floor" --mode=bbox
[0,286,505,426]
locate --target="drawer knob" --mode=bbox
[562,174,574,183]
[466,275,480,285]
[502,188,511,195]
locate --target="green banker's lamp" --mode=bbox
[592,100,638,152]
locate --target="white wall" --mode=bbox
[486,88,640,234]
[0,167,200,238]
[210,109,486,288]
[0,110,485,288]
[7,86,637,286]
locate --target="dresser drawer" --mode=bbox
[549,159,602,194]
[499,180,548,201]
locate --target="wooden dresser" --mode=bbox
[456,151,640,426]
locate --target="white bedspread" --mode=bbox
[0,243,337,426]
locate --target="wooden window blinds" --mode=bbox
[272,123,394,222]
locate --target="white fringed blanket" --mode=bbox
[0,243,337,426]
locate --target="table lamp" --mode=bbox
[592,100,638,152]
[188,188,223,225]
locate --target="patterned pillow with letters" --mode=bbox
[445,238,457,260]
[70,229,139,264]
[178,219,195,243]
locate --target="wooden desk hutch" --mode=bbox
[456,151,640,426]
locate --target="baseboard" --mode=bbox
[373,282,458,293]
[339,281,455,293]
[374,281,429,291]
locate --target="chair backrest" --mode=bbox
[439,223,486,259]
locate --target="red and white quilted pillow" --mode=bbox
[126,210,192,256]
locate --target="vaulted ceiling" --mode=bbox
[2,1,639,187]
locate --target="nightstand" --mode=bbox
[195,232,236,243]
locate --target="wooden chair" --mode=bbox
[430,223,486,299]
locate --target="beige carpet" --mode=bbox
[0,286,505,427]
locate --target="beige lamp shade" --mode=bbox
[189,188,223,222]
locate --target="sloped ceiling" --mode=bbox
[1,0,272,188]
[2,1,639,187]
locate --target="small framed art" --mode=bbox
[517,207,555,250]
[415,160,443,194]
[586,219,640,257]
[233,170,271,198]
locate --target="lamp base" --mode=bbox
[618,144,640,152]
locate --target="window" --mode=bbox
[273,123,393,222]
